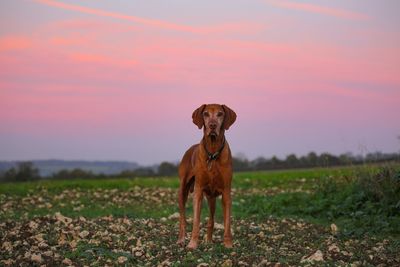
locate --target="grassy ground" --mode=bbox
[1,165,399,266]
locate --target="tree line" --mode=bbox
[1,151,399,182]
[232,151,400,172]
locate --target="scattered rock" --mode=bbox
[215,223,224,230]
[134,251,143,257]
[221,259,233,267]
[168,212,180,220]
[29,221,38,230]
[43,250,53,257]
[117,256,127,264]
[55,212,72,225]
[350,261,362,267]
[257,259,269,267]
[2,241,12,252]
[328,244,340,253]
[301,250,324,263]
[330,223,339,235]
[31,253,42,263]
[1,259,15,266]
[62,258,73,265]
[79,230,89,238]
[158,259,172,266]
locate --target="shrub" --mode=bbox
[315,164,400,236]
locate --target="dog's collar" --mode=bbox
[204,137,225,165]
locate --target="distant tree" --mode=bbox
[270,156,281,169]
[52,169,70,180]
[158,162,178,176]
[115,168,156,178]
[285,154,299,168]
[338,153,353,165]
[3,162,40,182]
[134,167,156,177]
[318,153,339,166]
[52,168,95,179]
[3,168,17,182]
[232,156,250,171]
[252,157,269,170]
[306,152,318,167]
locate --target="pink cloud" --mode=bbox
[32,0,205,33]
[0,79,193,137]
[1,16,398,123]
[265,0,369,20]
[0,36,32,51]
[68,52,137,65]
[32,0,266,35]
[2,26,398,99]
[3,28,398,93]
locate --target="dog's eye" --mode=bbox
[217,112,224,117]
[203,112,210,117]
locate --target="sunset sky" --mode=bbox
[1,0,399,165]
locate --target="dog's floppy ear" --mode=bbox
[222,105,237,130]
[192,104,206,129]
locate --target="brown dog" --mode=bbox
[177,104,237,249]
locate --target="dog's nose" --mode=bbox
[209,122,217,130]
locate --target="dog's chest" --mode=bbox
[202,168,224,196]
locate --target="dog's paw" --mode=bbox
[176,238,185,246]
[223,239,233,248]
[187,240,198,250]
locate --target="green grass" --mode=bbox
[0,165,360,195]
[0,165,358,222]
[233,165,356,188]
[0,176,180,195]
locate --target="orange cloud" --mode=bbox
[32,0,202,33]
[0,36,32,51]
[266,0,369,20]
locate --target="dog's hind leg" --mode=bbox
[177,176,194,245]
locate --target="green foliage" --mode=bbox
[235,165,400,237]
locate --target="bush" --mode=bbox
[315,165,400,235]
[356,166,400,210]
[237,164,400,237]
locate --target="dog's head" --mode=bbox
[192,104,236,138]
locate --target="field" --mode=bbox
[1,165,399,266]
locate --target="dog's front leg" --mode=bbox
[206,196,216,243]
[187,185,203,249]
[222,189,233,248]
